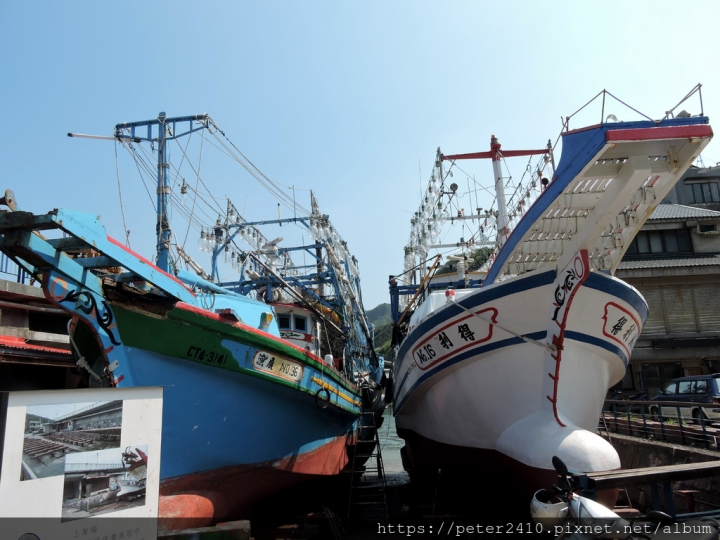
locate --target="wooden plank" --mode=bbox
[579,460,720,490]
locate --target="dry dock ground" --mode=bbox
[245,469,545,540]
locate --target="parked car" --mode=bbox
[649,374,720,425]
[603,391,648,413]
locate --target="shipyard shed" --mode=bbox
[0,265,79,392]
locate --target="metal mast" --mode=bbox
[113,113,210,273]
[442,136,549,249]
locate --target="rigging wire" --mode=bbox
[116,116,332,275]
[121,141,157,211]
[202,130,312,218]
[114,141,131,248]
[450,162,496,197]
[170,129,226,218]
[181,127,204,248]
[206,121,311,216]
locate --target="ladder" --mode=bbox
[346,410,389,524]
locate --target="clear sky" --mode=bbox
[2,1,719,309]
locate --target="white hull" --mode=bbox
[394,266,645,478]
[393,115,713,492]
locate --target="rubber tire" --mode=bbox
[650,406,660,422]
[693,409,709,425]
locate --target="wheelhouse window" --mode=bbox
[625,229,693,256]
[687,181,720,203]
[278,314,291,330]
[294,315,307,332]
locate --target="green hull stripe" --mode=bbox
[110,303,362,414]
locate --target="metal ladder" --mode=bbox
[346,410,389,524]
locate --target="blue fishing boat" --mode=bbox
[0,113,385,528]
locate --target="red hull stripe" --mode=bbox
[174,302,331,368]
[106,236,196,296]
[606,124,713,142]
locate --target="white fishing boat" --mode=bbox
[116,447,148,499]
[389,87,713,497]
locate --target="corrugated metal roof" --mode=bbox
[0,335,71,355]
[649,204,720,220]
[617,255,720,270]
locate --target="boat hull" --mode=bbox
[393,267,647,494]
[65,297,369,525]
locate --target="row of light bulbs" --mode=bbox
[403,171,446,275]
[309,220,359,280]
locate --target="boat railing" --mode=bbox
[600,398,720,451]
[0,253,27,284]
[64,462,125,473]
[52,401,109,422]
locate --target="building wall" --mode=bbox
[620,271,720,396]
[618,173,720,397]
[693,229,720,253]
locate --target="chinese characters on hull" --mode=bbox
[412,308,498,371]
[602,303,640,358]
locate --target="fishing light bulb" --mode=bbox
[223,246,230,264]
[438,210,448,227]
[198,230,205,252]
[181,181,188,206]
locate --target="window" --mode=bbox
[294,315,307,332]
[695,380,708,394]
[278,314,291,330]
[687,181,720,203]
[699,224,718,233]
[678,380,693,394]
[643,361,682,397]
[626,230,693,256]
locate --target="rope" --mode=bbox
[450,296,556,353]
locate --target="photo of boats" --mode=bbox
[21,400,123,481]
[61,444,148,521]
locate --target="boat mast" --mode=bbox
[490,136,509,247]
[442,137,549,250]
[157,113,171,270]
[113,113,210,273]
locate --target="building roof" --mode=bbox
[649,204,720,220]
[0,335,71,355]
[617,254,720,270]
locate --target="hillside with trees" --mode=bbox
[368,303,394,359]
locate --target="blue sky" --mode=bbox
[2,1,719,309]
